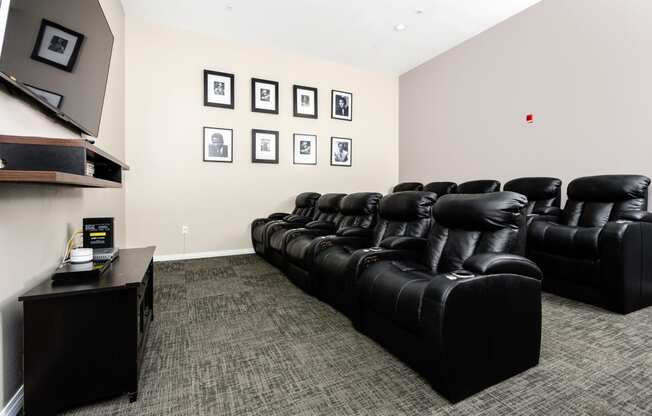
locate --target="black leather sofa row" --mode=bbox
[250,174,652,400]
[392,179,501,194]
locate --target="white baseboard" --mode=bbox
[154,248,255,262]
[1,385,23,416]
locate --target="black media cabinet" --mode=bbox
[19,246,156,415]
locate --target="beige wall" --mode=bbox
[125,18,398,257]
[399,0,652,197]
[0,0,124,407]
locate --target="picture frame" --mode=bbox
[23,83,64,109]
[331,90,353,121]
[293,85,318,119]
[204,70,235,109]
[203,127,233,163]
[330,137,352,167]
[252,129,279,164]
[251,78,279,114]
[30,19,85,72]
[293,134,317,165]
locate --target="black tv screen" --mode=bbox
[0,0,113,137]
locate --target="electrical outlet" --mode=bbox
[182,225,189,235]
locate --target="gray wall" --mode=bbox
[399,0,652,197]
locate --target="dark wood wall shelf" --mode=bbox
[0,135,129,188]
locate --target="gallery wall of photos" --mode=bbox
[202,69,353,167]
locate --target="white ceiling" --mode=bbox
[121,0,541,74]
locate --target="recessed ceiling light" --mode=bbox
[415,9,424,15]
[394,23,407,32]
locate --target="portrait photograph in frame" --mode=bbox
[31,19,85,72]
[330,137,352,167]
[293,134,317,165]
[203,127,233,163]
[331,90,352,121]
[293,85,318,119]
[251,78,279,114]
[204,70,235,109]
[252,129,279,164]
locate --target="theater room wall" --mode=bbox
[0,0,125,408]
[124,17,399,258]
[399,0,652,198]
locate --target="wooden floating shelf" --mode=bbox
[0,135,129,188]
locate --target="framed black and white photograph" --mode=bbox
[331,90,352,121]
[204,70,235,109]
[30,19,85,72]
[293,134,317,165]
[331,137,352,167]
[203,127,233,163]
[293,85,318,118]
[24,83,64,109]
[251,78,278,114]
[252,129,279,164]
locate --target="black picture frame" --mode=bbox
[251,129,279,164]
[331,90,353,121]
[293,85,318,119]
[330,137,352,167]
[204,70,235,109]
[251,78,279,114]
[30,19,85,72]
[203,127,234,163]
[293,133,317,165]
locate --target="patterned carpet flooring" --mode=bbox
[63,254,652,415]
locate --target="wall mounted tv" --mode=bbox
[0,0,113,137]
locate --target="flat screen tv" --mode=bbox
[0,0,113,137]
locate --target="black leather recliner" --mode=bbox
[393,182,424,192]
[457,180,500,194]
[354,192,542,403]
[423,181,457,196]
[311,191,437,316]
[504,177,562,225]
[528,174,652,314]
[251,192,320,257]
[282,193,382,294]
[266,193,346,269]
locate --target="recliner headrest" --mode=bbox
[504,177,561,201]
[393,182,424,192]
[340,192,382,215]
[424,181,458,196]
[434,191,527,231]
[379,191,437,221]
[567,175,650,202]
[317,193,346,213]
[295,192,321,207]
[457,180,501,194]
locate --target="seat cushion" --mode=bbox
[358,261,432,333]
[286,234,316,267]
[529,221,601,259]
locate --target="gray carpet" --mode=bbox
[62,255,652,415]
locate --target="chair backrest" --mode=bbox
[312,193,346,222]
[336,192,382,231]
[504,177,562,214]
[424,181,458,196]
[457,180,501,194]
[291,192,321,217]
[561,175,650,227]
[426,192,527,273]
[392,182,424,192]
[372,191,437,246]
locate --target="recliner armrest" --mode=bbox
[379,236,427,251]
[348,248,425,280]
[306,221,336,231]
[268,212,291,220]
[463,253,543,280]
[284,215,312,224]
[616,211,652,223]
[337,227,374,238]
